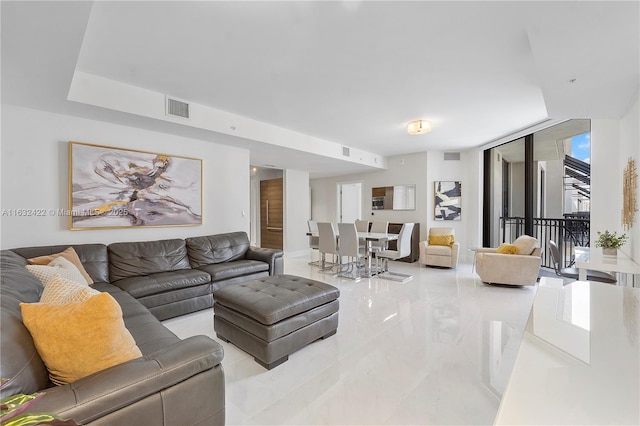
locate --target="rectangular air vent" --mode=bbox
[444,152,461,161]
[342,146,351,157]
[166,97,190,119]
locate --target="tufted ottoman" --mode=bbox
[213,274,340,369]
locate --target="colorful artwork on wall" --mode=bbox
[69,142,202,229]
[435,181,461,221]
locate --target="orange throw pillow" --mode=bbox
[496,243,519,254]
[28,247,93,284]
[20,292,142,385]
[429,234,454,246]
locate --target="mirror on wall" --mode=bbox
[372,185,416,210]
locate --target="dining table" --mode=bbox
[306,230,399,277]
[574,246,640,287]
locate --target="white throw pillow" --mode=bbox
[512,235,538,255]
[39,275,100,305]
[26,257,88,286]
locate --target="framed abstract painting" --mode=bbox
[69,142,202,230]
[434,181,461,221]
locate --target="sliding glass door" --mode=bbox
[483,120,591,268]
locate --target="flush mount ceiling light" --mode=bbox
[407,120,432,135]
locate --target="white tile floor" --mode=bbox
[163,256,540,425]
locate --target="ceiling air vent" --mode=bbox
[166,97,190,119]
[444,152,461,161]
[342,146,351,157]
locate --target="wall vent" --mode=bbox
[342,146,351,157]
[166,97,190,119]
[444,152,461,161]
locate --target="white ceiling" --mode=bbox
[2,1,638,178]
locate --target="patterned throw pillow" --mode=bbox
[496,243,519,254]
[429,234,455,246]
[20,293,142,386]
[26,257,88,286]
[39,275,100,305]
[28,247,93,284]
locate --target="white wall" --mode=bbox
[618,92,640,263]
[1,105,250,248]
[590,119,622,252]
[284,169,310,257]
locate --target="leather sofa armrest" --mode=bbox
[29,335,224,424]
[246,247,284,275]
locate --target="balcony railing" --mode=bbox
[500,217,590,269]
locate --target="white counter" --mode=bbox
[495,278,640,425]
[575,247,640,285]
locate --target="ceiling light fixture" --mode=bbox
[407,120,432,135]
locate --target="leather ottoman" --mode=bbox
[213,274,339,369]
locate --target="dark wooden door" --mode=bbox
[260,178,283,249]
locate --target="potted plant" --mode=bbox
[594,230,628,256]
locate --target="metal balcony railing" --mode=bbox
[500,217,590,269]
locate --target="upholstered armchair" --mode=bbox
[419,227,460,268]
[475,235,542,286]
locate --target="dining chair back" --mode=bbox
[355,220,369,232]
[370,221,388,233]
[307,220,320,266]
[369,221,389,252]
[337,222,365,281]
[376,223,415,282]
[307,220,319,249]
[317,222,339,271]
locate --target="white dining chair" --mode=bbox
[337,222,366,281]
[355,219,369,232]
[307,220,320,266]
[377,223,415,282]
[317,222,339,272]
[368,221,389,271]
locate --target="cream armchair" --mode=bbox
[475,235,542,286]
[419,227,460,268]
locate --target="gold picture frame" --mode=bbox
[622,157,637,231]
[69,142,202,230]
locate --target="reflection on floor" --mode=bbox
[163,256,538,425]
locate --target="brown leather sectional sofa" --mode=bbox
[0,231,283,425]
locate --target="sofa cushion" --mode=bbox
[20,292,142,386]
[197,259,268,282]
[425,244,453,256]
[112,269,211,299]
[91,283,181,354]
[39,275,100,305]
[108,239,191,282]
[1,250,43,303]
[186,232,250,267]
[26,247,93,284]
[12,244,110,284]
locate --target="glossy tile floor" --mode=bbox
[163,256,544,425]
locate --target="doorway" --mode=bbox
[338,182,362,223]
[260,178,283,249]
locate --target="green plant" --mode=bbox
[594,230,628,249]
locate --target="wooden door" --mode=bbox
[260,178,283,249]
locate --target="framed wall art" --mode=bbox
[434,181,461,221]
[69,142,202,230]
